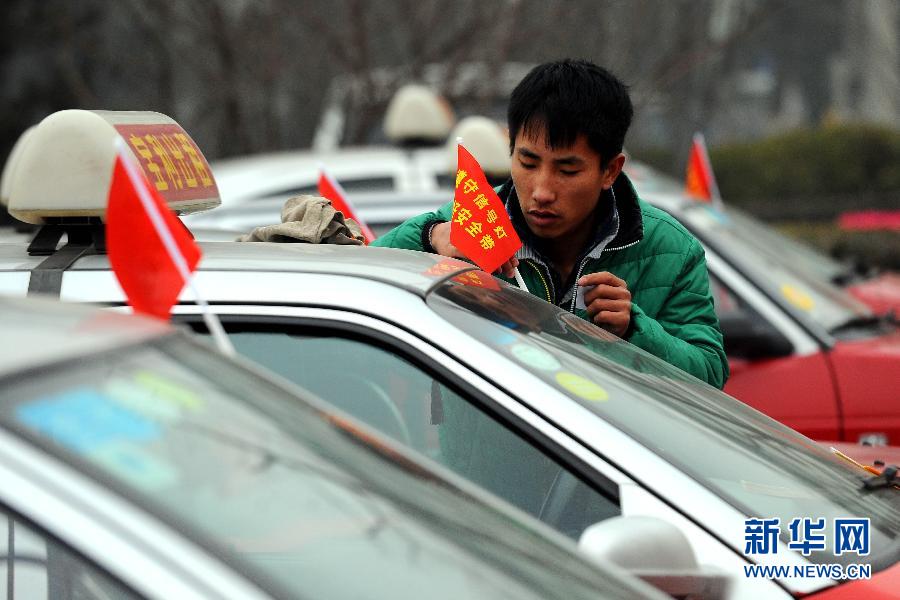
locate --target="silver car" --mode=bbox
[0,294,667,600]
[4,241,900,598]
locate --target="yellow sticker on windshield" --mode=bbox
[781,284,815,312]
[555,372,609,402]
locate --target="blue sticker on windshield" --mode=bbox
[17,388,160,452]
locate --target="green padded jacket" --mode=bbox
[372,173,728,388]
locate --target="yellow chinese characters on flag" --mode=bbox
[450,144,521,275]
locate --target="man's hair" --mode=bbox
[508,59,633,166]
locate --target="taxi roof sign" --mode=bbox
[383,85,455,145]
[8,110,219,224]
[446,116,510,177]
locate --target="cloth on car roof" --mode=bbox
[236,195,365,245]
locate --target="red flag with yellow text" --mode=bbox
[684,132,721,205]
[449,144,521,274]
[318,167,375,243]
[107,146,201,320]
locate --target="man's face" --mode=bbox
[510,129,622,241]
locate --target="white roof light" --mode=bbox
[383,85,455,144]
[8,110,219,224]
[448,116,510,177]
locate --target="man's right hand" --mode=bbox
[430,221,519,279]
[429,221,460,258]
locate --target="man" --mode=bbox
[374,59,728,388]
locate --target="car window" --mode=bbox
[192,322,620,540]
[1,511,140,599]
[0,336,636,600]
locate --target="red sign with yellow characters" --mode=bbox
[449,144,521,275]
[115,124,218,203]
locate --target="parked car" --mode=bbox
[0,293,673,600]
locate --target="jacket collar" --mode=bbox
[498,171,644,259]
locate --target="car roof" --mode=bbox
[0,294,171,377]
[0,242,477,297]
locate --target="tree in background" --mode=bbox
[1,0,898,163]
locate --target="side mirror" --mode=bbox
[719,312,793,359]
[579,516,731,600]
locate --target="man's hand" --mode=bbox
[428,221,460,257]
[431,221,519,278]
[579,271,632,337]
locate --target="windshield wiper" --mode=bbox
[863,466,899,491]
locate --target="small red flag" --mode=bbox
[107,144,201,320]
[318,167,375,243]
[449,144,521,274]
[684,132,721,205]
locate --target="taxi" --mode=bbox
[0,293,668,600]
[2,109,900,599]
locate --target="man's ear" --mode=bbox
[600,153,626,190]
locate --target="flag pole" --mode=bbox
[513,267,528,291]
[115,138,236,357]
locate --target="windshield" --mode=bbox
[429,280,900,569]
[722,206,849,284]
[675,202,872,333]
[0,334,649,600]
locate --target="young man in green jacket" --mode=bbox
[373,59,728,389]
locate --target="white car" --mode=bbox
[3,108,900,600]
[0,294,673,600]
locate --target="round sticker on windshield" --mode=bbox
[510,343,561,371]
[781,284,815,312]
[555,372,609,402]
